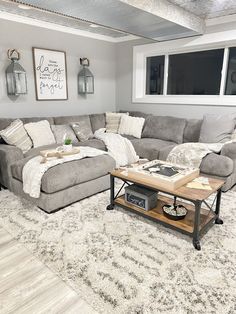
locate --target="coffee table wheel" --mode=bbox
[215,217,224,225]
[106,204,114,210]
[193,240,201,251]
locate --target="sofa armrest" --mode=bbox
[0,144,24,189]
[221,143,236,160]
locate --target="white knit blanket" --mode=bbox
[167,142,227,168]
[23,146,107,198]
[94,128,139,167]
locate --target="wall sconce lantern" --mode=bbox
[6,49,27,96]
[78,58,94,94]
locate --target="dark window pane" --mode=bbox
[225,47,236,95]
[167,49,224,95]
[146,56,164,95]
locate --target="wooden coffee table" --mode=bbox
[106,168,224,250]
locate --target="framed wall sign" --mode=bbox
[32,47,68,101]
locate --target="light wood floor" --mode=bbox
[0,225,98,314]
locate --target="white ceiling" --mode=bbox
[168,0,236,19]
[0,0,235,42]
[0,0,128,38]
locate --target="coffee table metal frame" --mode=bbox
[106,173,224,251]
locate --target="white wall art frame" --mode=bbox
[32,47,68,101]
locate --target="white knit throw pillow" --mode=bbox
[24,120,56,148]
[118,115,145,139]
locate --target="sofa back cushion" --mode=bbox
[119,110,150,119]
[51,125,78,144]
[54,115,90,126]
[90,113,106,133]
[183,119,202,143]
[142,115,186,144]
[21,117,54,125]
[199,114,236,143]
[0,117,54,133]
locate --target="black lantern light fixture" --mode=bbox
[6,49,27,96]
[78,58,94,94]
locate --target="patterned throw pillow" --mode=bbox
[24,120,56,148]
[51,125,78,144]
[0,119,32,152]
[105,112,129,133]
[71,121,93,142]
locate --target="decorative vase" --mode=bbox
[63,144,73,152]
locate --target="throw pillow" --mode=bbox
[199,114,236,143]
[71,121,93,142]
[118,115,145,139]
[51,125,78,144]
[142,115,186,144]
[0,119,32,152]
[106,112,129,133]
[24,120,56,148]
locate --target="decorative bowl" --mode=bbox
[162,204,188,221]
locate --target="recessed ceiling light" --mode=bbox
[89,24,99,28]
[18,4,31,10]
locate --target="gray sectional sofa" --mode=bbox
[0,111,236,213]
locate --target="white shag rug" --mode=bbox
[0,187,235,314]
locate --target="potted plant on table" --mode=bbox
[63,135,73,152]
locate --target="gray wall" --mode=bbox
[116,39,236,119]
[0,19,116,118]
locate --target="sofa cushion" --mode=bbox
[0,118,14,132]
[24,144,59,158]
[90,114,106,133]
[51,125,78,144]
[159,144,177,161]
[200,153,233,177]
[142,116,186,144]
[120,110,150,119]
[131,138,176,161]
[75,139,106,150]
[24,139,106,159]
[184,119,202,143]
[54,115,91,126]
[199,114,236,143]
[11,154,115,194]
[21,117,54,125]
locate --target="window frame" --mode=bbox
[133,39,236,106]
[166,48,225,96]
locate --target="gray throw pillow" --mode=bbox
[71,121,93,142]
[199,114,236,143]
[142,115,186,144]
[51,125,78,144]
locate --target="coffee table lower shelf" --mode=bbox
[114,194,216,236]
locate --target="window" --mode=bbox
[167,49,224,95]
[146,56,164,95]
[225,47,236,95]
